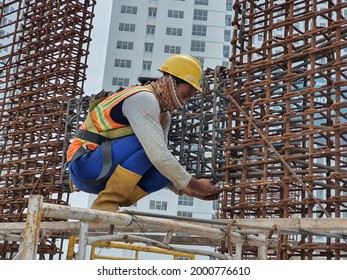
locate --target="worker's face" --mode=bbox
[177,83,196,104]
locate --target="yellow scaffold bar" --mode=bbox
[91,241,196,260]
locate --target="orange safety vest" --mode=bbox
[67,85,161,162]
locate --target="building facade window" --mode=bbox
[195,56,204,68]
[226,0,233,11]
[166,27,183,36]
[178,195,194,206]
[112,77,129,87]
[225,15,232,26]
[0,45,8,52]
[120,5,138,14]
[177,211,193,217]
[168,10,184,19]
[119,23,136,32]
[146,25,156,35]
[318,57,327,64]
[164,45,181,54]
[275,20,284,31]
[194,0,209,5]
[193,9,208,21]
[116,40,134,50]
[148,7,157,17]
[142,60,152,71]
[224,30,231,42]
[114,59,131,68]
[223,45,230,58]
[213,200,219,211]
[192,24,207,36]
[191,40,205,52]
[149,200,168,210]
[144,42,154,53]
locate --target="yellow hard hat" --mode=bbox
[158,54,203,92]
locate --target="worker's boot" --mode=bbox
[91,165,141,212]
[119,185,148,207]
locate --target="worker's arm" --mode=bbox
[181,177,222,200]
[123,91,191,190]
[123,91,221,199]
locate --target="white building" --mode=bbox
[98,0,233,221]
[81,0,234,260]
[0,1,18,93]
[102,0,232,91]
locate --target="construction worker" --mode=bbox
[67,54,222,212]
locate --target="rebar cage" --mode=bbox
[0,0,95,259]
[1,0,347,260]
[171,0,347,259]
[225,0,347,259]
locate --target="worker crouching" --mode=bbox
[66,54,221,212]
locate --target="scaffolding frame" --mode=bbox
[1,195,346,260]
[1,0,347,260]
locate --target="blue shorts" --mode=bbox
[68,135,170,194]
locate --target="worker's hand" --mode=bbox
[181,178,222,200]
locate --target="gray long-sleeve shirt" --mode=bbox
[122,91,191,190]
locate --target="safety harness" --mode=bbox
[69,86,153,183]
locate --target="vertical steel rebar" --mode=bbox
[0,0,96,259]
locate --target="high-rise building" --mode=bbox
[83,0,233,260]
[0,1,18,93]
[101,0,232,91]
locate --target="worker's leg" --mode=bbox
[94,143,174,210]
[68,135,151,194]
[91,139,167,211]
[138,165,171,193]
[91,164,142,211]
[68,135,170,211]
[84,136,151,211]
[120,165,171,207]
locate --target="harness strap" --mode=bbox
[96,140,113,183]
[76,129,108,145]
[70,146,86,162]
[70,131,114,184]
[70,88,149,184]
[70,142,113,184]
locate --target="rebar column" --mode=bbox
[169,67,230,183]
[222,0,347,259]
[0,0,96,259]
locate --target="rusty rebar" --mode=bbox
[0,0,96,259]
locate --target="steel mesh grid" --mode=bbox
[1,0,346,261]
[169,67,231,183]
[0,0,95,259]
[220,0,347,259]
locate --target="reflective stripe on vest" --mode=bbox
[67,85,154,162]
[88,85,154,138]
